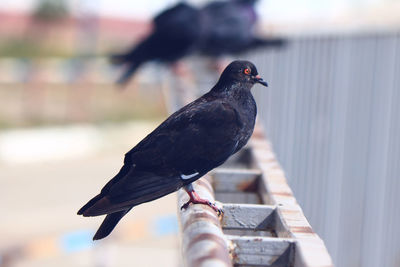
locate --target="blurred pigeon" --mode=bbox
[111,0,285,84]
[111,3,202,84]
[198,0,286,57]
[78,60,268,240]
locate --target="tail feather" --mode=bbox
[81,179,181,217]
[110,54,129,65]
[77,194,102,215]
[116,62,141,85]
[110,36,155,84]
[78,169,183,239]
[93,209,131,240]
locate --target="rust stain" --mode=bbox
[291,226,314,234]
[230,251,239,262]
[236,179,258,192]
[273,191,293,197]
[281,209,300,214]
[183,212,221,231]
[187,233,227,252]
[191,247,232,267]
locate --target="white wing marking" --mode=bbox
[180,172,199,180]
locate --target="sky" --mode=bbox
[0,0,390,23]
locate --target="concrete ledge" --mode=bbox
[250,124,334,267]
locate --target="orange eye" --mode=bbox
[244,68,251,75]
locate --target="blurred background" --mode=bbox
[0,0,399,267]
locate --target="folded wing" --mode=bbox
[78,98,241,216]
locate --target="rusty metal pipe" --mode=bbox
[177,176,232,267]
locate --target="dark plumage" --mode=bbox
[111,3,202,84]
[111,0,285,84]
[78,60,268,240]
[198,0,286,56]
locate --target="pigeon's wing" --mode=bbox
[204,2,287,54]
[79,99,241,216]
[151,3,201,61]
[153,3,197,31]
[129,99,241,172]
[200,2,256,55]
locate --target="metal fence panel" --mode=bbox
[248,30,400,267]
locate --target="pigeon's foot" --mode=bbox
[181,189,223,215]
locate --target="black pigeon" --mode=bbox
[77,60,268,240]
[111,3,202,84]
[198,0,286,57]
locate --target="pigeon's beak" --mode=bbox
[253,75,268,87]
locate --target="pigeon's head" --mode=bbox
[217,60,268,89]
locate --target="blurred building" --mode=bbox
[0,10,150,57]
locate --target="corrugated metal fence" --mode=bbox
[246,30,400,267]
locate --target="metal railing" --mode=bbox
[177,124,333,267]
[168,76,333,267]
[247,30,400,267]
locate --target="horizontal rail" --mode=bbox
[177,125,333,267]
[178,176,232,267]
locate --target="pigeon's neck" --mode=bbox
[210,82,257,135]
[213,80,252,92]
[211,82,254,104]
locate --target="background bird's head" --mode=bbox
[216,60,268,89]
